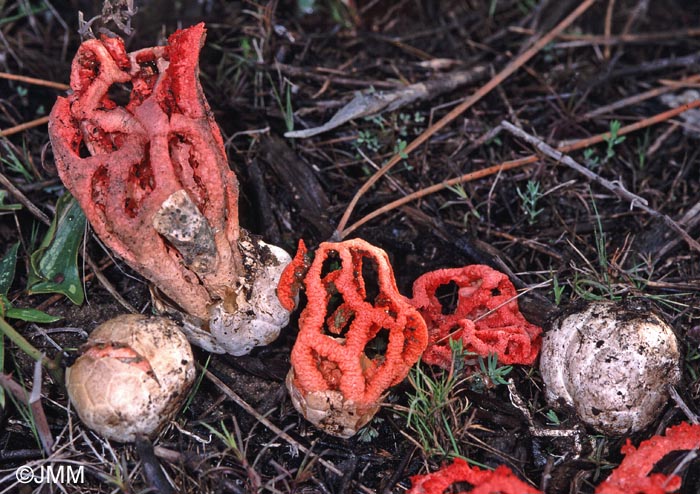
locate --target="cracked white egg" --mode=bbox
[66,315,196,442]
[540,300,680,434]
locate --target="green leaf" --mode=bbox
[4,307,61,323]
[1,291,61,323]
[0,190,22,212]
[0,335,4,409]
[0,242,19,296]
[297,0,315,14]
[27,193,85,305]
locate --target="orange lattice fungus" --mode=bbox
[278,239,427,438]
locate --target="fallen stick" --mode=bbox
[335,0,597,236]
[285,65,488,139]
[500,120,700,255]
[203,367,375,494]
[0,116,50,137]
[0,72,69,90]
[339,98,700,237]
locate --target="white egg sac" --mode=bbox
[540,301,681,434]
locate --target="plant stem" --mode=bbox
[0,317,63,383]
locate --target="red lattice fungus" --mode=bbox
[49,24,290,355]
[410,265,542,369]
[408,458,540,494]
[595,422,700,494]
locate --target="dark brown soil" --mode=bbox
[0,1,699,493]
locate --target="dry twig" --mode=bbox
[604,0,616,59]
[339,98,700,237]
[0,170,51,225]
[0,116,51,138]
[581,74,700,120]
[500,120,700,255]
[508,26,700,47]
[335,0,597,236]
[0,362,54,455]
[203,368,375,494]
[0,72,69,90]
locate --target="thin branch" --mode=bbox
[581,74,700,120]
[0,366,54,455]
[500,120,700,254]
[30,360,54,454]
[670,387,700,425]
[340,98,700,237]
[203,367,375,494]
[604,0,616,60]
[507,26,700,47]
[0,318,59,376]
[0,116,51,138]
[334,0,597,236]
[0,71,69,90]
[502,122,648,207]
[0,170,51,225]
[83,254,137,314]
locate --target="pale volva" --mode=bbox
[540,300,680,434]
[66,315,196,442]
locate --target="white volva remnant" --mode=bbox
[208,241,292,356]
[152,190,293,356]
